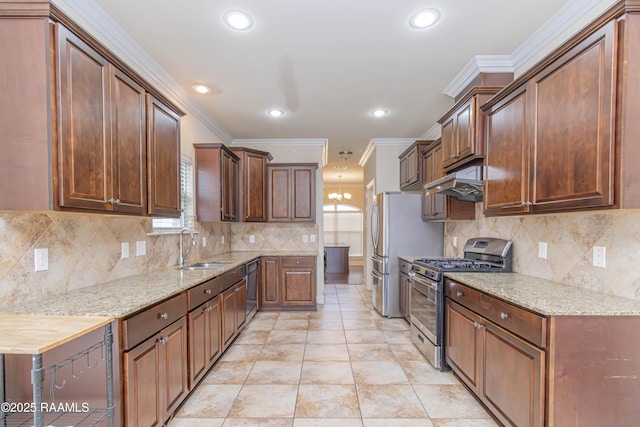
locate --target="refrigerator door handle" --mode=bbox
[370,269,384,279]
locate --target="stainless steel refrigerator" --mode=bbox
[370,192,443,317]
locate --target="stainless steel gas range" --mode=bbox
[409,237,513,370]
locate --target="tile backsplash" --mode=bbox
[0,211,320,308]
[445,205,640,300]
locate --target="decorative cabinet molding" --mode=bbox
[267,164,317,222]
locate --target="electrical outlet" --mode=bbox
[310,234,316,242]
[121,242,129,259]
[452,236,458,247]
[202,237,207,247]
[303,234,309,243]
[593,246,606,267]
[136,240,146,256]
[538,242,547,259]
[221,236,225,244]
[34,248,48,271]
[249,235,255,244]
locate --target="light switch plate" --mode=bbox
[34,248,48,271]
[303,235,309,243]
[593,246,606,267]
[121,242,129,259]
[249,235,255,244]
[452,236,458,247]
[202,237,207,247]
[136,240,146,256]
[221,236,225,244]
[310,234,316,242]
[538,242,547,259]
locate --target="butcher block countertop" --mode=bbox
[0,314,113,354]
[0,251,318,319]
[445,272,640,316]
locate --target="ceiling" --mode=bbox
[89,0,573,184]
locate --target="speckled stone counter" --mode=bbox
[445,272,640,316]
[0,251,319,318]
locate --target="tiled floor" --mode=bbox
[169,283,498,427]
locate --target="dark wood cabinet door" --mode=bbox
[281,266,315,307]
[111,68,146,214]
[482,322,545,427]
[187,305,208,389]
[221,150,239,221]
[124,336,161,427]
[260,257,280,307]
[245,152,268,221]
[57,25,112,211]
[441,117,456,167]
[267,166,291,221]
[207,296,222,366]
[234,280,247,330]
[221,287,236,347]
[159,317,188,421]
[445,300,482,393]
[399,155,409,188]
[484,89,530,216]
[147,95,181,217]
[292,166,315,222]
[531,21,616,212]
[455,100,473,161]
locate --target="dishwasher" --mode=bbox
[246,259,259,321]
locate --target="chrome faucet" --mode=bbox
[179,227,197,267]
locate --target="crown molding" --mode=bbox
[52,0,233,144]
[358,138,415,167]
[232,138,328,147]
[359,140,376,167]
[442,55,513,99]
[420,123,442,141]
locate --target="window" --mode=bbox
[323,204,363,256]
[151,159,194,231]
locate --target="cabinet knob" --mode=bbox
[158,336,167,344]
[296,260,300,264]
[158,312,168,320]
[473,321,484,329]
[108,198,121,205]
[500,312,509,320]
[456,291,464,297]
[204,289,212,294]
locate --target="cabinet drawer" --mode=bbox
[447,281,484,314]
[479,293,547,348]
[281,256,315,268]
[221,266,245,291]
[122,293,187,350]
[188,277,222,311]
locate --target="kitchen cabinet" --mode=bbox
[398,259,412,322]
[260,256,316,310]
[421,140,475,221]
[231,147,273,222]
[221,266,247,349]
[194,143,240,222]
[267,164,317,222]
[484,21,616,216]
[399,140,431,191]
[0,7,183,216]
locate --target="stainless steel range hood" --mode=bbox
[424,166,483,202]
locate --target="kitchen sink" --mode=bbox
[180,261,232,270]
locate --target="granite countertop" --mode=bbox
[0,251,319,319]
[445,272,640,316]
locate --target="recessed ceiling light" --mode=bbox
[409,8,441,29]
[223,10,254,31]
[371,108,389,118]
[192,84,212,94]
[267,109,285,118]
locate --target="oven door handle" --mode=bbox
[370,269,384,279]
[409,272,438,291]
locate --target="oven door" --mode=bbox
[409,272,440,345]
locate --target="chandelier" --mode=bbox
[328,175,351,203]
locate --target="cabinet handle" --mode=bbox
[158,312,168,320]
[234,288,240,293]
[107,198,121,205]
[473,322,484,329]
[158,336,167,344]
[500,312,509,320]
[203,306,210,313]
[204,289,212,294]
[456,291,464,297]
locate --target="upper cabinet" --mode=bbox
[0,5,183,216]
[194,144,240,222]
[482,5,640,216]
[231,147,273,222]
[399,140,431,191]
[267,164,317,222]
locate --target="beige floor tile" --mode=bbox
[228,385,298,418]
[306,329,346,344]
[219,344,263,363]
[234,329,271,345]
[176,384,242,418]
[391,344,428,361]
[351,360,409,385]
[382,330,412,344]
[300,361,354,384]
[203,361,255,384]
[347,343,395,361]
[304,343,350,361]
[293,418,363,427]
[244,319,277,331]
[339,304,371,313]
[376,318,411,331]
[308,318,344,330]
[258,343,306,361]
[323,294,340,303]
[274,319,310,330]
[363,419,435,427]
[413,384,492,419]
[253,312,280,320]
[295,384,361,418]
[267,330,308,344]
[277,311,312,319]
[222,418,293,427]
[342,318,379,330]
[245,360,303,384]
[431,419,500,427]
[315,303,341,312]
[356,384,427,418]
[340,310,376,320]
[169,418,225,426]
[398,360,459,385]
[344,329,386,344]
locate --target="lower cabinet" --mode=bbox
[260,256,316,310]
[222,279,247,349]
[188,295,221,389]
[123,317,188,427]
[398,259,412,322]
